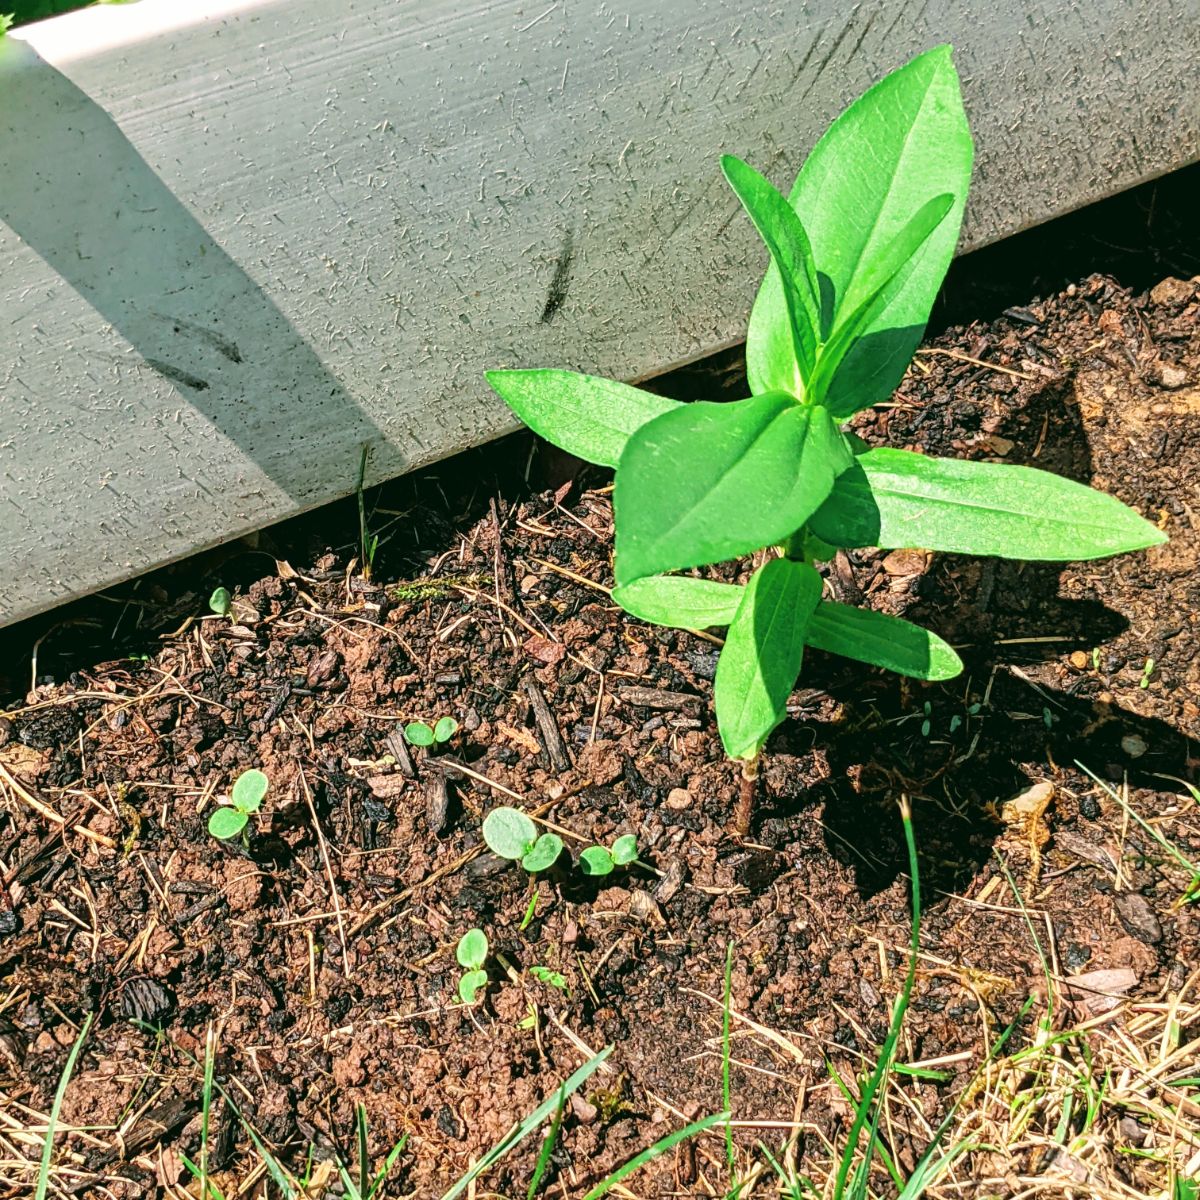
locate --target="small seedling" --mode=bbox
[482,806,563,872]
[208,769,268,841]
[529,964,568,992]
[456,928,489,1004]
[486,46,1164,833]
[1141,657,1156,689]
[208,587,232,618]
[404,716,459,748]
[578,834,639,877]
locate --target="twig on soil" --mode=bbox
[382,724,416,778]
[522,677,572,772]
[0,764,117,851]
[914,347,1034,380]
[297,763,352,979]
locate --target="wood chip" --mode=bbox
[615,686,702,712]
[522,676,571,772]
[1063,967,1138,1015]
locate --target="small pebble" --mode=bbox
[665,787,692,810]
[1121,734,1148,758]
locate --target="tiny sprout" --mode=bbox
[529,964,567,992]
[208,587,232,618]
[208,768,268,841]
[481,806,562,873]
[579,833,639,877]
[1140,658,1156,689]
[1092,647,1102,671]
[920,701,932,738]
[404,716,459,748]
[456,928,489,1004]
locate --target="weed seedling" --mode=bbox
[529,964,567,992]
[404,716,458,749]
[208,587,232,618]
[482,806,563,873]
[578,834,638,877]
[486,45,1165,833]
[456,928,489,1004]
[208,768,268,842]
[1141,657,1156,688]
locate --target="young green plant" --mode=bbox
[404,716,459,748]
[482,806,562,873]
[578,834,638,877]
[208,769,268,841]
[456,928,489,1004]
[486,45,1165,832]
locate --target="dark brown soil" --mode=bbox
[1,262,1199,1192]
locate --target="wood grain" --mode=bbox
[1,0,1196,625]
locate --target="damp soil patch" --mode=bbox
[1,188,1199,1196]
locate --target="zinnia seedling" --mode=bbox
[208,768,268,841]
[481,806,563,873]
[404,716,459,748]
[456,928,489,1004]
[486,45,1165,831]
[579,834,639,877]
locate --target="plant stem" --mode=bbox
[731,756,759,836]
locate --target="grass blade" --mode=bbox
[580,1110,730,1200]
[526,1086,567,1199]
[832,797,921,1196]
[35,1012,94,1200]
[441,1046,612,1200]
[723,940,736,1175]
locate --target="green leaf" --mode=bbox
[807,602,962,680]
[614,393,852,585]
[721,155,820,390]
[579,846,615,876]
[458,969,488,1005]
[482,806,537,859]
[806,193,954,412]
[230,768,268,813]
[612,575,743,629]
[456,928,488,971]
[433,716,459,743]
[529,965,567,991]
[747,46,972,414]
[486,369,680,468]
[810,448,1168,560]
[522,833,563,873]
[610,835,638,866]
[208,586,231,617]
[208,807,248,840]
[404,721,435,747]
[714,558,822,760]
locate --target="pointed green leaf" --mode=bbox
[807,193,954,414]
[579,846,615,876]
[807,602,962,680]
[612,575,743,629]
[714,558,822,760]
[522,833,563,873]
[486,369,680,468]
[208,806,248,840]
[230,768,268,813]
[747,46,972,412]
[721,154,820,390]
[482,806,537,859]
[456,928,489,971]
[810,448,1167,560]
[614,393,852,585]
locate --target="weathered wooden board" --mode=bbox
[1,0,1196,627]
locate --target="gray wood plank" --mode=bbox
[1,0,1196,627]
